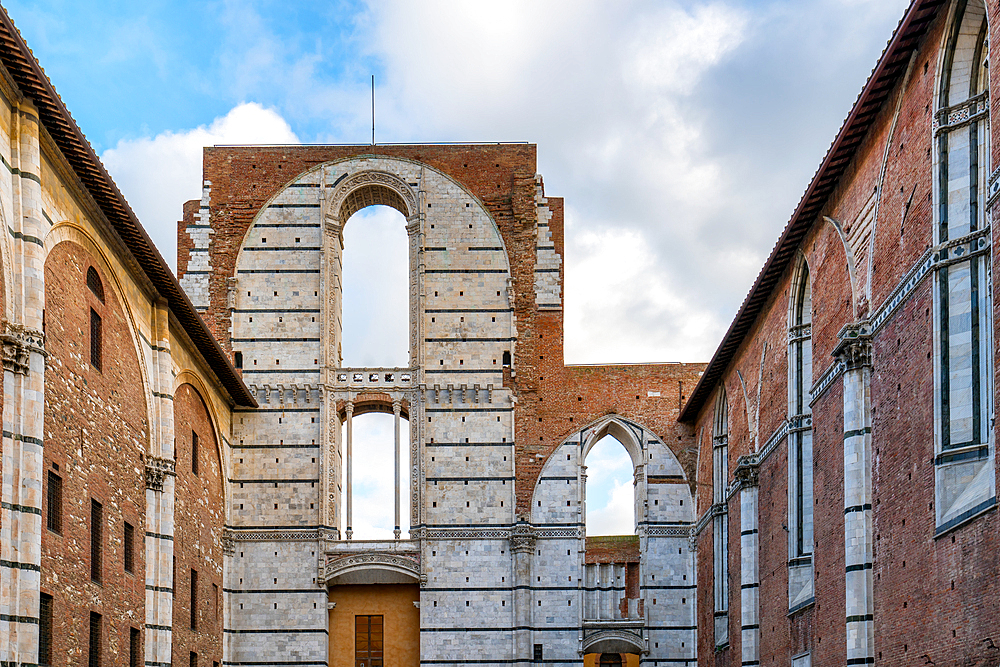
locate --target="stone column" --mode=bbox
[0,100,47,666]
[734,456,760,667]
[144,298,176,666]
[393,398,402,540]
[345,400,354,540]
[511,523,535,666]
[836,328,874,667]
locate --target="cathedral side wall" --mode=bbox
[171,383,225,666]
[690,8,1000,665]
[41,241,148,664]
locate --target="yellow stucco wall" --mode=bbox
[329,584,420,667]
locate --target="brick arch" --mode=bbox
[173,370,231,509]
[41,239,148,665]
[44,224,153,437]
[172,382,225,665]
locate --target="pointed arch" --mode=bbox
[931,0,995,534]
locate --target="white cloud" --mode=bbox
[585,436,636,536]
[101,102,299,272]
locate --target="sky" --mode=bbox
[4,0,912,536]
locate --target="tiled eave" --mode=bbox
[680,0,945,423]
[0,8,256,407]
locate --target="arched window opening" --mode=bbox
[341,205,409,368]
[712,389,729,648]
[933,0,994,534]
[788,262,814,611]
[584,434,635,537]
[342,411,411,540]
[86,266,104,303]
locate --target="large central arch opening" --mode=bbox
[341,204,409,368]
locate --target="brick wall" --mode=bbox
[172,383,225,665]
[41,241,147,665]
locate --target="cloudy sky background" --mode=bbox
[5,0,911,537]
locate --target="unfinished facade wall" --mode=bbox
[184,144,704,665]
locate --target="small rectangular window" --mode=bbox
[91,500,103,583]
[191,569,198,630]
[192,431,199,476]
[90,309,102,371]
[38,593,53,667]
[46,471,62,534]
[88,612,102,667]
[189,652,197,667]
[533,644,543,661]
[234,351,243,368]
[124,522,135,574]
[129,627,141,667]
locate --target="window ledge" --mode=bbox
[788,597,815,616]
[934,496,996,539]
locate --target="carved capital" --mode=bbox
[733,454,760,489]
[510,523,536,554]
[1,321,45,375]
[222,528,236,556]
[833,321,872,371]
[145,456,175,492]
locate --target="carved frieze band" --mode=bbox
[224,528,321,542]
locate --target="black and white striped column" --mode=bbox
[734,456,760,667]
[837,331,874,666]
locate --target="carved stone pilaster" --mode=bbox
[1,322,45,375]
[510,523,536,554]
[633,464,645,486]
[226,277,239,310]
[145,456,175,492]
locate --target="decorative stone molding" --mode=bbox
[1,321,44,375]
[226,528,321,542]
[222,529,235,556]
[510,523,536,554]
[144,456,175,492]
[327,171,417,221]
[934,89,988,136]
[323,551,421,585]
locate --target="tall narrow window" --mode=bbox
[38,593,53,667]
[46,471,62,534]
[712,389,729,648]
[124,521,135,574]
[86,266,105,302]
[788,261,815,611]
[192,430,199,476]
[191,569,198,630]
[88,612,102,667]
[933,0,995,534]
[355,615,384,667]
[90,309,102,371]
[213,583,219,622]
[90,500,103,583]
[129,627,141,667]
[189,652,198,667]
